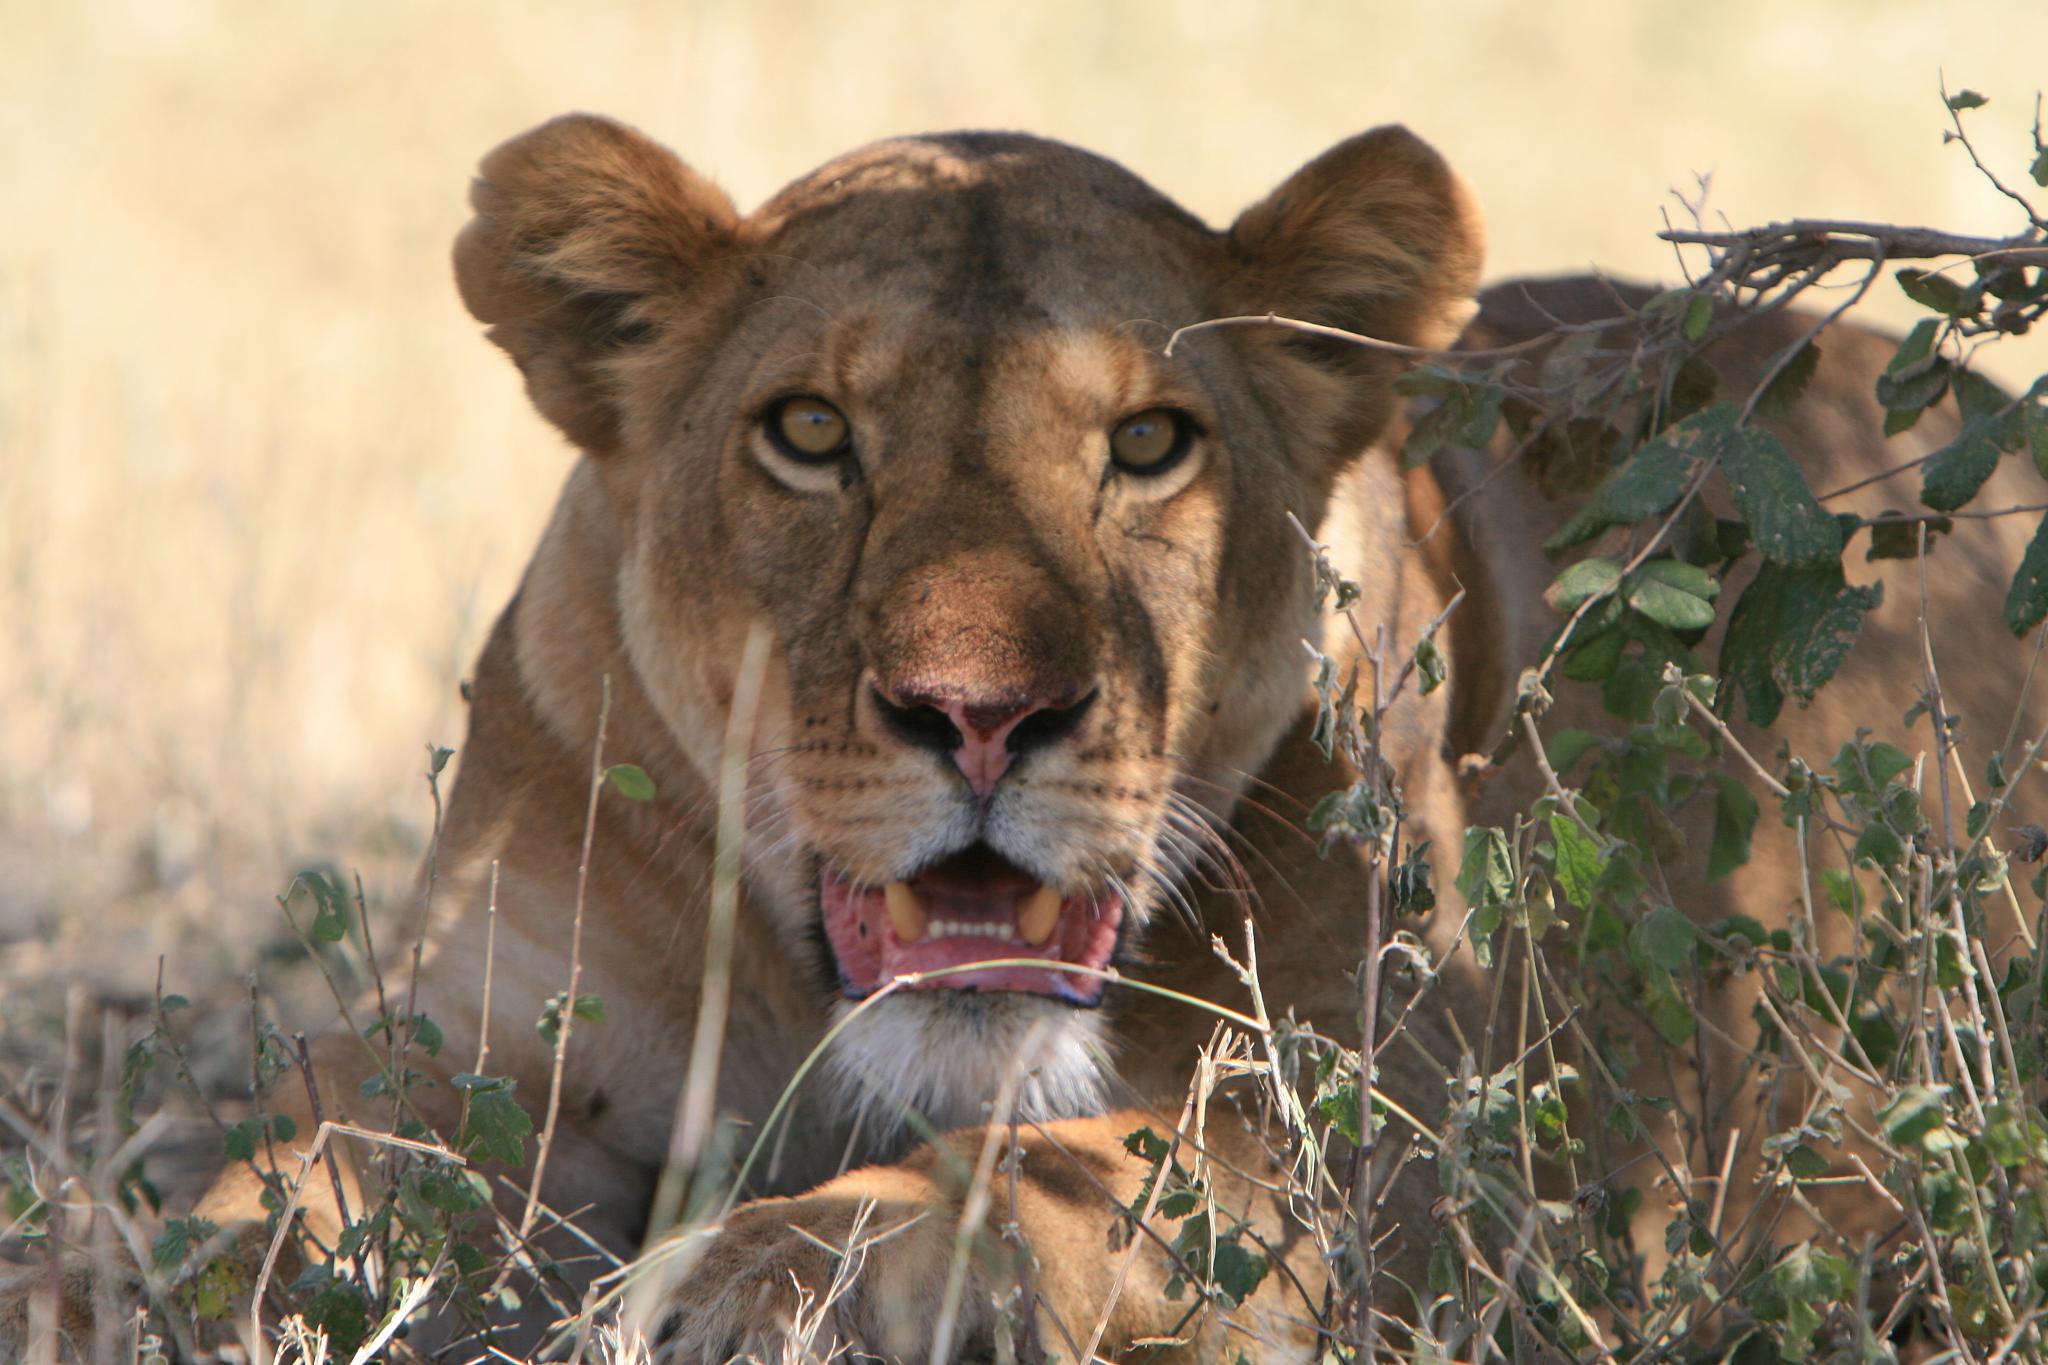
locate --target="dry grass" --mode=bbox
[2,0,2047,1227]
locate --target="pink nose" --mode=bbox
[934,698,1047,798]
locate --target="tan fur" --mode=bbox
[6,119,2036,1363]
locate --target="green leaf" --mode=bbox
[1875,317,1951,418]
[1707,776,1760,881]
[1546,729,1599,775]
[1415,637,1446,695]
[1545,558,1623,613]
[1945,89,1988,110]
[1896,267,1965,315]
[1784,1144,1829,1179]
[1634,905,1697,971]
[1636,557,1721,602]
[537,992,609,1047]
[150,1216,219,1272]
[1719,427,1842,566]
[1546,406,1742,552]
[1920,416,2005,512]
[2006,513,2048,636]
[1456,826,1514,968]
[1682,293,1714,342]
[2033,146,2048,188]
[1210,1237,1269,1308]
[605,763,657,802]
[1718,564,1883,726]
[1648,992,1695,1047]
[1626,567,1718,632]
[1753,341,1820,419]
[1550,810,1604,910]
[1879,1085,1949,1149]
[2026,404,2048,479]
[1455,827,1514,909]
[1630,581,1712,634]
[452,1074,534,1168]
[1563,626,1626,682]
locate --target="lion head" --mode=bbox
[453,115,1480,1126]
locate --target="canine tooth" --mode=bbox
[1018,884,1063,947]
[885,882,927,943]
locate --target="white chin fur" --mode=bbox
[825,993,1111,1141]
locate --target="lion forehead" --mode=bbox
[736,134,1220,320]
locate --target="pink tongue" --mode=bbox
[818,867,1121,1006]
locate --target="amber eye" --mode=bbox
[765,396,852,462]
[1109,408,1196,474]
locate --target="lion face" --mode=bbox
[456,117,1480,1121]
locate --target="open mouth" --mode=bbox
[819,843,1124,1007]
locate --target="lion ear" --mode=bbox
[1224,126,1484,457]
[454,114,739,453]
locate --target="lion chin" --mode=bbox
[824,989,1116,1139]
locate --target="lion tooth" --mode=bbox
[1018,885,1063,947]
[885,882,926,943]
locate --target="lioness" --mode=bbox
[8,115,2039,1362]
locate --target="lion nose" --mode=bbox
[872,685,1097,798]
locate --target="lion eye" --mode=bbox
[1109,408,1195,474]
[766,396,852,461]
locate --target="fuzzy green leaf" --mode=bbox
[1634,905,1698,972]
[1626,564,1719,631]
[606,763,657,802]
[1719,564,1883,726]
[453,1074,534,1168]
[1549,810,1604,911]
[1719,427,1841,566]
[1896,267,1965,314]
[1919,416,2005,512]
[1682,293,1714,342]
[1546,558,1623,613]
[2007,513,2048,637]
[1545,406,1744,552]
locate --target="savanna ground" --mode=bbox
[7,2,2048,1360]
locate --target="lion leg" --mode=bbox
[636,1109,1316,1364]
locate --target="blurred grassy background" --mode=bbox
[3,0,2047,1020]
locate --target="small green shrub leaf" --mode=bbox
[605,763,657,802]
[1719,427,1842,566]
[1546,558,1623,614]
[2006,513,2048,636]
[1545,406,1736,552]
[1549,811,1604,911]
[453,1074,535,1168]
[1635,905,1697,972]
[1896,267,1964,314]
[1682,293,1714,342]
[1919,416,2005,512]
[1719,564,1883,726]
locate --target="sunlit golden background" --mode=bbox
[5,0,2048,1013]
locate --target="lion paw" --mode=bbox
[638,1194,972,1364]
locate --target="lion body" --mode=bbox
[201,127,2048,1359]
[9,118,2040,1363]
